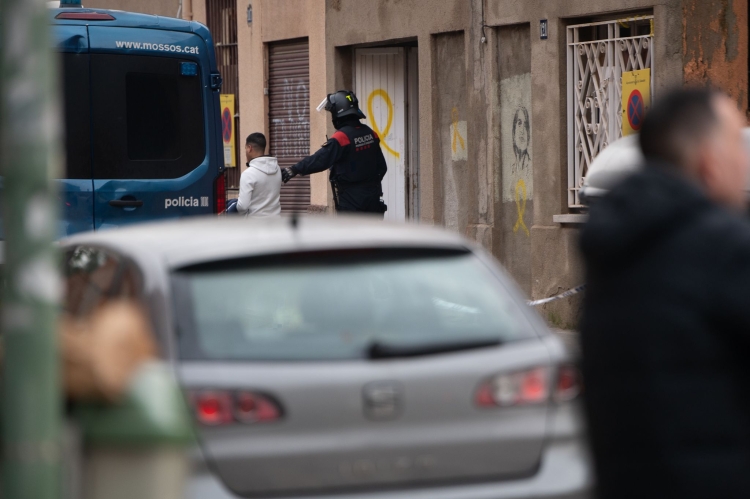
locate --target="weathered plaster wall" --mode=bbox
[497,25,532,296]
[237,0,328,208]
[683,0,748,112]
[86,0,179,17]
[325,0,698,328]
[433,32,469,234]
[327,0,469,225]
[237,0,263,166]
[485,0,685,328]
[191,0,205,25]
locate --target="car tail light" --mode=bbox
[554,364,582,402]
[193,391,233,426]
[476,367,550,408]
[234,391,281,423]
[214,172,226,213]
[476,365,582,408]
[190,390,282,426]
[55,12,116,20]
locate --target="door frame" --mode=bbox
[353,44,420,221]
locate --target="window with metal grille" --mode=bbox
[567,16,653,207]
[207,0,240,189]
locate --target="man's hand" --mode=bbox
[281,167,297,184]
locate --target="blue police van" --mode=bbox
[50,5,225,236]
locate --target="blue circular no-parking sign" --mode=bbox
[222,107,232,142]
[627,89,645,131]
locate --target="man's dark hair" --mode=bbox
[246,133,267,152]
[639,87,722,171]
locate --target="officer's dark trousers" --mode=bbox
[336,186,385,219]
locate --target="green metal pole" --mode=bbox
[1,0,62,496]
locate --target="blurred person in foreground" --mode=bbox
[580,87,750,499]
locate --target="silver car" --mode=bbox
[62,215,592,499]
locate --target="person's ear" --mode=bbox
[696,156,711,187]
[695,142,721,191]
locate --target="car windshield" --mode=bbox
[173,249,532,361]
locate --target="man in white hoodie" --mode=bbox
[236,133,281,217]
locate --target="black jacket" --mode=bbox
[580,165,750,499]
[291,121,387,212]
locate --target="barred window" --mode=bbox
[567,16,653,207]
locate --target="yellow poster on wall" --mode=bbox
[220,94,236,167]
[621,69,651,137]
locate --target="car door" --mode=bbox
[88,28,212,230]
[55,25,95,237]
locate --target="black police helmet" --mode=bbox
[325,90,366,120]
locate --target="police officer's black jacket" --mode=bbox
[291,120,387,212]
[580,165,750,499]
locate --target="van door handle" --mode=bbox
[109,199,143,208]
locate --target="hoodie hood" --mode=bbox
[580,165,712,270]
[248,156,279,175]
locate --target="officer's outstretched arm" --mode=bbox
[290,137,346,177]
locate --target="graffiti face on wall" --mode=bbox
[501,73,532,237]
[512,107,531,173]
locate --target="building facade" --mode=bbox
[86,0,748,327]
[87,0,180,18]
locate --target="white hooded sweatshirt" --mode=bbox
[237,156,282,217]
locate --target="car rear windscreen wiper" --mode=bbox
[366,338,502,360]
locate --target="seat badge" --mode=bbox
[363,381,403,420]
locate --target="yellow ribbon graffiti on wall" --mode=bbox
[451,107,465,154]
[514,179,530,237]
[367,89,400,158]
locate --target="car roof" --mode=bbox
[61,215,471,269]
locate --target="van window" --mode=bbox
[60,53,92,179]
[91,54,205,180]
[126,73,181,161]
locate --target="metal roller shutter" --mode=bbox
[268,39,310,213]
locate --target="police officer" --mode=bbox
[281,90,388,216]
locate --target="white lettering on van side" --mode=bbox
[115,40,200,55]
[165,196,203,209]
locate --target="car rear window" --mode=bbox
[173,249,532,361]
